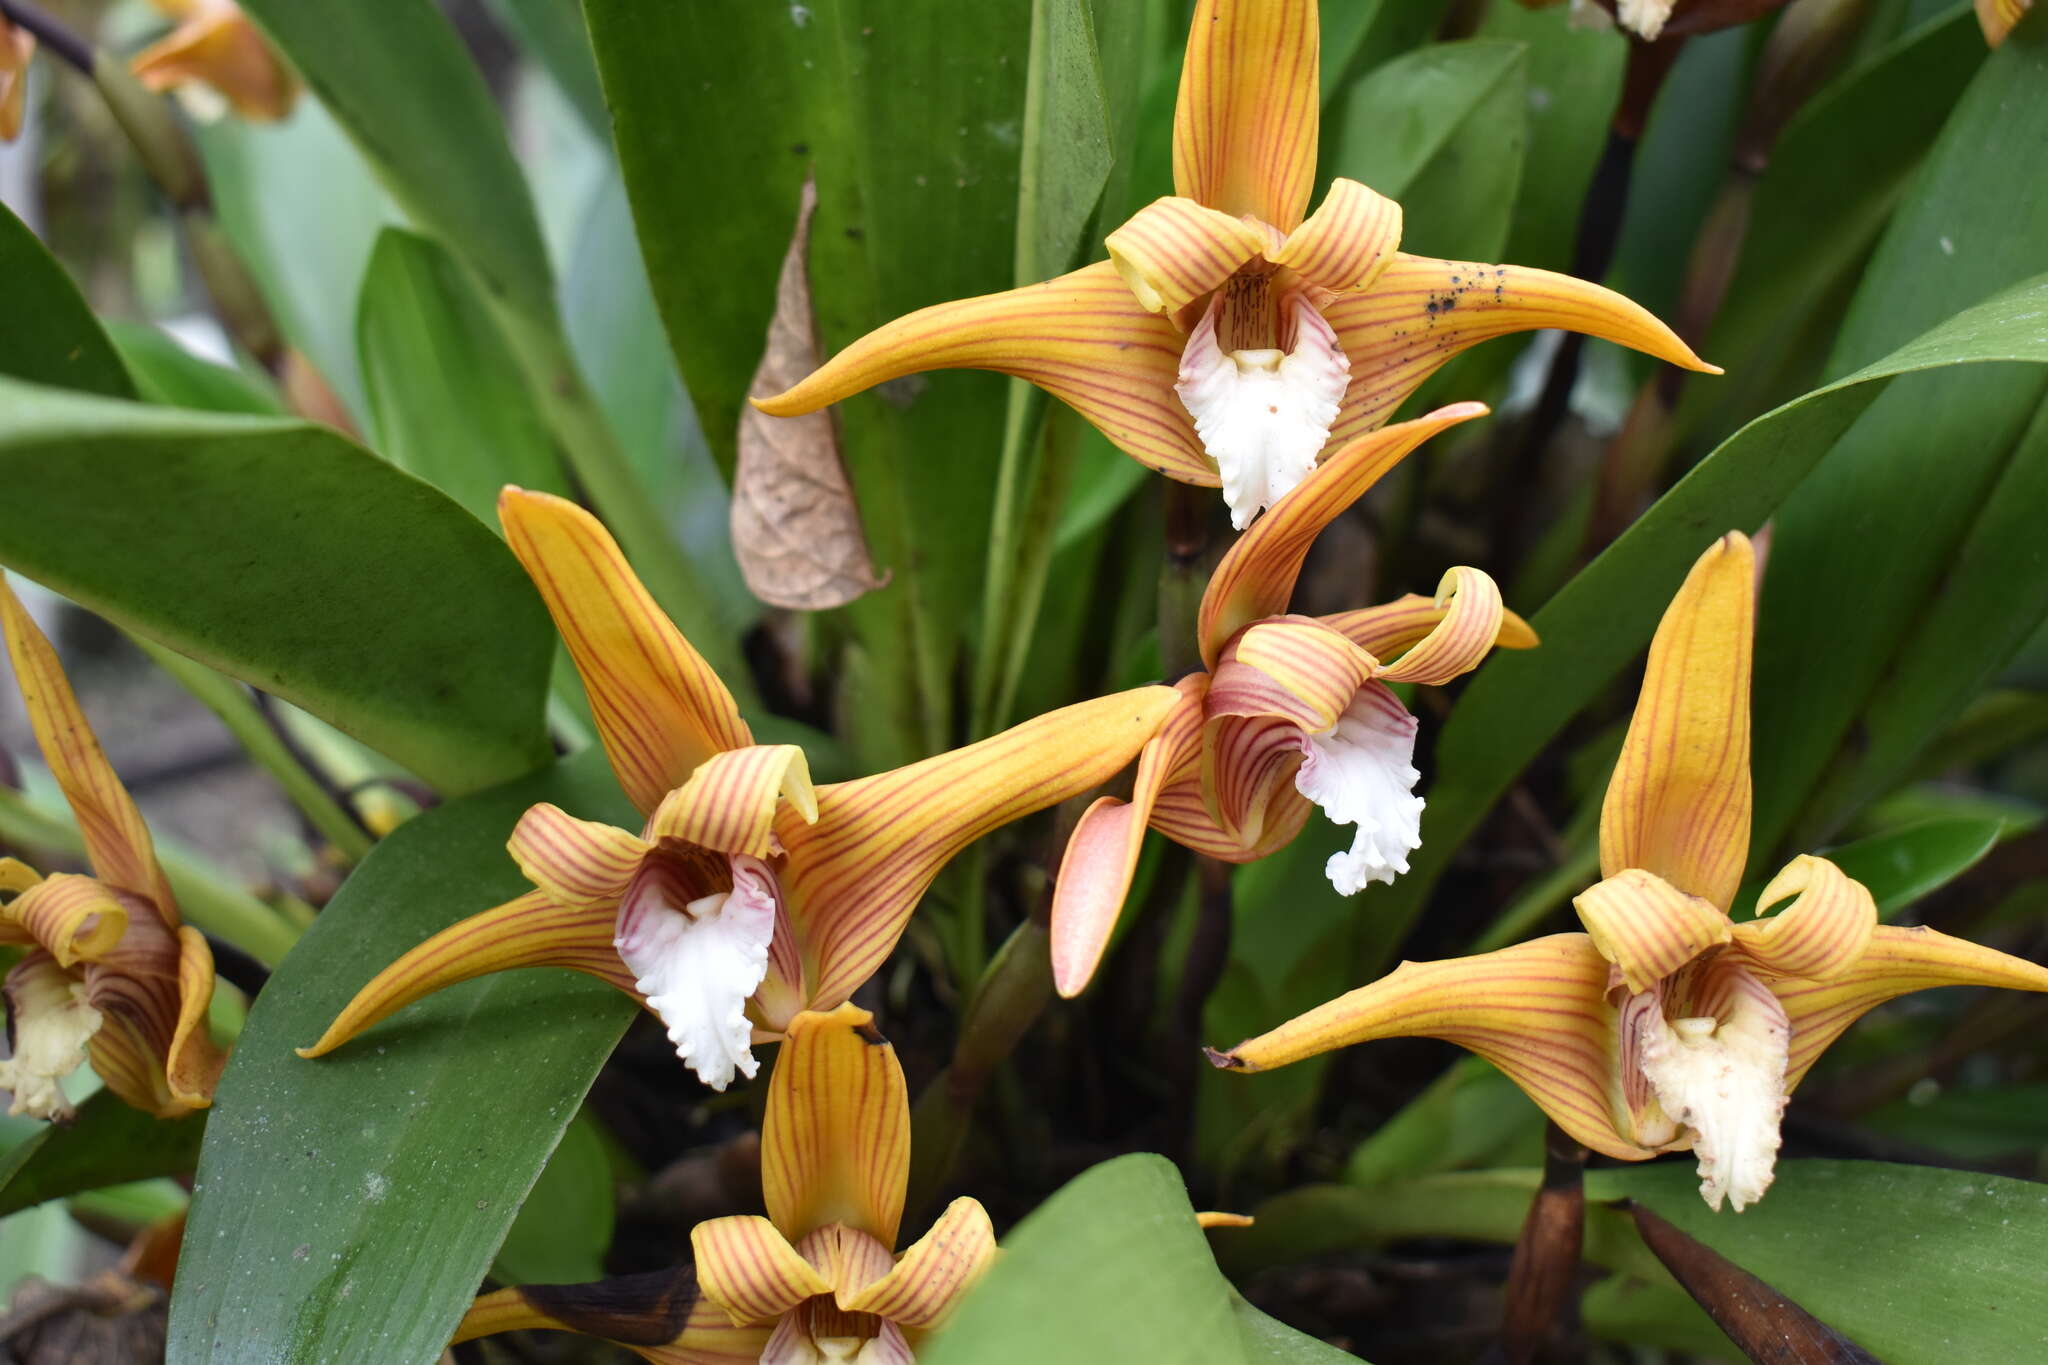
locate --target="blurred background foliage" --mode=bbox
[2,1,2047,1362]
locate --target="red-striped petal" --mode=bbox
[1733,854,1876,984]
[1319,593,1539,664]
[1105,196,1267,315]
[762,1005,910,1250]
[508,804,648,908]
[838,1197,996,1328]
[1172,0,1320,229]
[1374,566,1506,686]
[1573,868,1733,995]
[693,1215,832,1327]
[648,745,818,860]
[1271,178,1402,293]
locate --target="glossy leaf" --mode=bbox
[0,1088,206,1219]
[0,378,556,793]
[490,1108,615,1285]
[1806,817,2004,917]
[0,201,134,399]
[357,227,571,525]
[486,0,608,139]
[168,748,638,1362]
[1358,272,2048,977]
[107,322,283,416]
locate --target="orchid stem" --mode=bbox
[1487,1123,1587,1365]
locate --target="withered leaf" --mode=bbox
[733,176,888,611]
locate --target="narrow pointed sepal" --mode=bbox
[762,1005,911,1250]
[1172,0,1320,228]
[1271,179,1402,292]
[1197,403,1490,664]
[1322,253,1718,450]
[693,1216,832,1326]
[752,262,1214,486]
[297,890,633,1059]
[648,745,817,859]
[1051,677,1205,998]
[1733,855,1876,983]
[1105,197,1268,314]
[838,1197,997,1328]
[1600,532,1755,909]
[784,686,1179,1008]
[1775,926,2048,1089]
[500,488,751,815]
[1211,934,1648,1161]
[1573,868,1732,995]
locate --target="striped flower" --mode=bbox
[131,0,298,122]
[752,0,1715,531]
[452,1003,996,1364]
[0,582,225,1121]
[1048,403,1535,996]
[1210,533,2048,1211]
[300,489,1176,1089]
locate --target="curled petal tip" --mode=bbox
[750,390,803,417]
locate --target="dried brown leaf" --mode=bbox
[734,177,888,611]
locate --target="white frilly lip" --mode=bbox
[1176,292,1350,530]
[1616,0,1676,40]
[1633,968,1790,1212]
[762,1308,913,1365]
[1291,683,1424,895]
[0,960,103,1120]
[614,856,779,1091]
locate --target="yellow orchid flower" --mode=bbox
[131,0,297,122]
[0,17,32,142]
[452,1003,996,1364]
[1209,533,2048,1211]
[1047,403,1537,996]
[0,581,225,1120]
[301,489,1176,1089]
[753,0,1714,530]
[1979,0,2032,45]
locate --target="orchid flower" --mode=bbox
[131,0,298,122]
[0,581,225,1120]
[453,1003,996,1364]
[1,17,32,142]
[301,489,1176,1089]
[753,0,1714,530]
[1980,0,2032,46]
[1210,533,2048,1211]
[1048,403,1536,996]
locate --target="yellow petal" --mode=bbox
[297,890,634,1059]
[1,22,32,144]
[500,488,752,816]
[795,1221,897,1301]
[507,803,649,908]
[753,262,1214,486]
[78,906,219,1118]
[0,856,41,896]
[1573,868,1732,995]
[1050,677,1206,998]
[1196,711,1315,854]
[6,873,129,968]
[1319,593,1538,661]
[1322,253,1718,451]
[1213,618,1378,734]
[1197,403,1490,665]
[782,686,1179,1009]
[1172,0,1320,229]
[1733,854,1876,983]
[1599,532,1755,909]
[1373,566,1508,686]
[838,1196,997,1328]
[0,580,176,917]
[1211,934,1649,1162]
[130,3,298,121]
[1978,0,2032,46]
[163,924,224,1112]
[1270,179,1403,293]
[692,1215,832,1326]
[452,1279,771,1360]
[1105,196,1269,315]
[1196,1211,1255,1229]
[762,1004,910,1250]
[1775,925,2048,1090]
[647,745,818,860]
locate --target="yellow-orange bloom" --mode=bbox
[1210,533,2048,1210]
[1979,0,2033,45]
[0,581,225,1120]
[453,1004,996,1363]
[301,489,1175,1088]
[1047,403,1537,996]
[131,0,297,122]
[1,18,33,142]
[755,0,1713,530]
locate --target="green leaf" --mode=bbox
[485,0,609,139]
[168,748,638,1363]
[1327,40,1528,211]
[357,228,571,525]
[1752,19,2048,859]
[235,0,558,329]
[1579,1274,1733,1360]
[490,1108,615,1285]
[0,201,134,399]
[0,378,555,794]
[1589,1160,2048,1363]
[1360,272,2048,976]
[921,1153,1245,1365]
[0,1089,206,1220]
[1231,1291,1361,1364]
[106,322,284,416]
[1812,816,2004,916]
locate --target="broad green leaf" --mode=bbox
[1579,1274,1733,1360]
[1343,1057,1545,1189]
[0,201,134,399]
[107,322,284,416]
[921,1153,1243,1365]
[486,0,609,139]
[0,379,555,794]
[1360,273,2048,976]
[1327,40,1528,212]
[490,1108,615,1285]
[1811,816,2004,916]
[235,0,558,329]
[1589,1160,2048,1363]
[1231,1292,1361,1364]
[168,748,638,1363]
[1752,19,2048,859]
[0,1089,206,1220]
[357,228,570,525]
